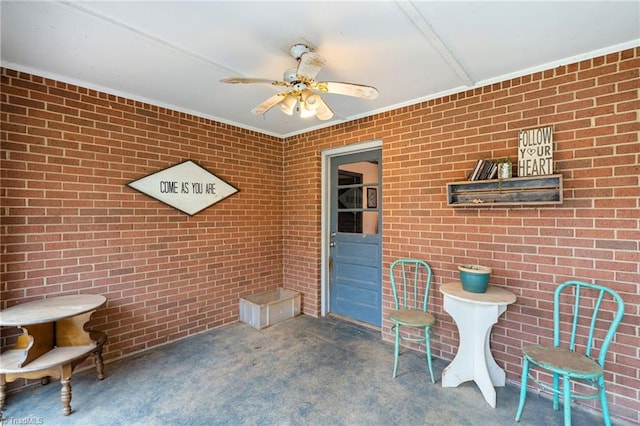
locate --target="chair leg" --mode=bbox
[563,375,571,426]
[553,372,560,410]
[424,327,435,383]
[598,376,612,426]
[392,324,400,378]
[515,357,530,422]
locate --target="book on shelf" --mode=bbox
[468,159,484,180]
[468,159,497,181]
[487,162,497,179]
[479,161,492,180]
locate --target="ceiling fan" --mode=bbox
[220,44,379,121]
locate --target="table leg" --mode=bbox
[442,296,506,408]
[0,374,6,411]
[473,322,500,408]
[485,305,507,387]
[60,364,73,416]
[89,330,107,380]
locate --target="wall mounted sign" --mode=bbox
[128,160,238,215]
[518,126,553,177]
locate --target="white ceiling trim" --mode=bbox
[469,39,640,89]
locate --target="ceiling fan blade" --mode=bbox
[221,77,274,84]
[296,52,326,81]
[315,96,334,121]
[221,78,290,88]
[251,93,286,115]
[314,81,379,100]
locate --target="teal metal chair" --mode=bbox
[515,281,625,426]
[389,259,435,383]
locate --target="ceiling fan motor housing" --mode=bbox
[283,68,307,93]
[292,82,307,92]
[283,68,298,83]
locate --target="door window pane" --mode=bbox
[337,161,379,235]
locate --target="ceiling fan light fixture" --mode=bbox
[278,95,297,115]
[299,104,317,118]
[304,93,320,110]
[298,92,316,118]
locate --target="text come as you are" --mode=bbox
[128,160,238,216]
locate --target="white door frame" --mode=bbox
[320,139,382,317]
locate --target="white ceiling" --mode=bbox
[2,1,639,138]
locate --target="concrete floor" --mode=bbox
[1,315,616,425]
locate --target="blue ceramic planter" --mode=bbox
[458,265,492,293]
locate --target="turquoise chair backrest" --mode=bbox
[553,281,625,368]
[390,259,432,312]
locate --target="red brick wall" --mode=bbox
[284,48,639,423]
[1,68,284,368]
[1,46,638,423]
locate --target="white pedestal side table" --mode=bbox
[440,281,516,408]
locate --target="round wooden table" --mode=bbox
[0,294,107,416]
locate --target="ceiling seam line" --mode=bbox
[396,1,475,87]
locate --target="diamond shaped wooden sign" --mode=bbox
[128,160,238,215]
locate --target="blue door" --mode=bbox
[329,150,382,326]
